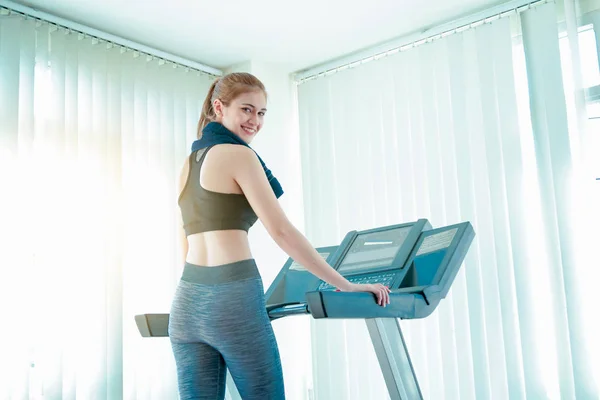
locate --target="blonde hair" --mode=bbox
[197,72,267,138]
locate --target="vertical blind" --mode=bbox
[297,2,599,399]
[0,12,213,399]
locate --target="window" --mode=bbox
[558,23,600,179]
[579,25,600,179]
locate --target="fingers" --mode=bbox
[375,284,391,307]
[383,285,390,306]
[361,284,392,307]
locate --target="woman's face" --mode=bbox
[214,90,267,144]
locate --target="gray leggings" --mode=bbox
[168,259,285,400]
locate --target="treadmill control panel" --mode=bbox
[318,272,396,290]
[307,221,475,320]
[317,219,431,291]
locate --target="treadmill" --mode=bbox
[135,218,475,400]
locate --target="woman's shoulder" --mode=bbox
[203,144,258,169]
[207,143,256,160]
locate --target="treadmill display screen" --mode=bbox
[336,226,412,274]
[416,228,457,256]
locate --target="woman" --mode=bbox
[168,72,391,399]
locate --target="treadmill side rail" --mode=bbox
[135,313,169,337]
[267,303,310,320]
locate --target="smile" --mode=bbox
[241,126,256,135]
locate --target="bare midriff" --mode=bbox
[185,230,253,267]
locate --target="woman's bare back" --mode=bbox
[179,144,254,266]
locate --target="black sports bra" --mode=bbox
[178,146,258,236]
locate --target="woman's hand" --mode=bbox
[343,283,391,307]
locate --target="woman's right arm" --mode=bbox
[229,146,390,306]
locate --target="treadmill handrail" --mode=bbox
[305,289,441,320]
[266,301,306,313]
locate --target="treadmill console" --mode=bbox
[306,220,475,319]
[317,219,431,290]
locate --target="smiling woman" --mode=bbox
[170,72,391,399]
[197,73,268,143]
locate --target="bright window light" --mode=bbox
[588,101,600,119]
[578,26,600,88]
[512,40,561,398]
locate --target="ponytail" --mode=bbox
[197,78,219,138]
